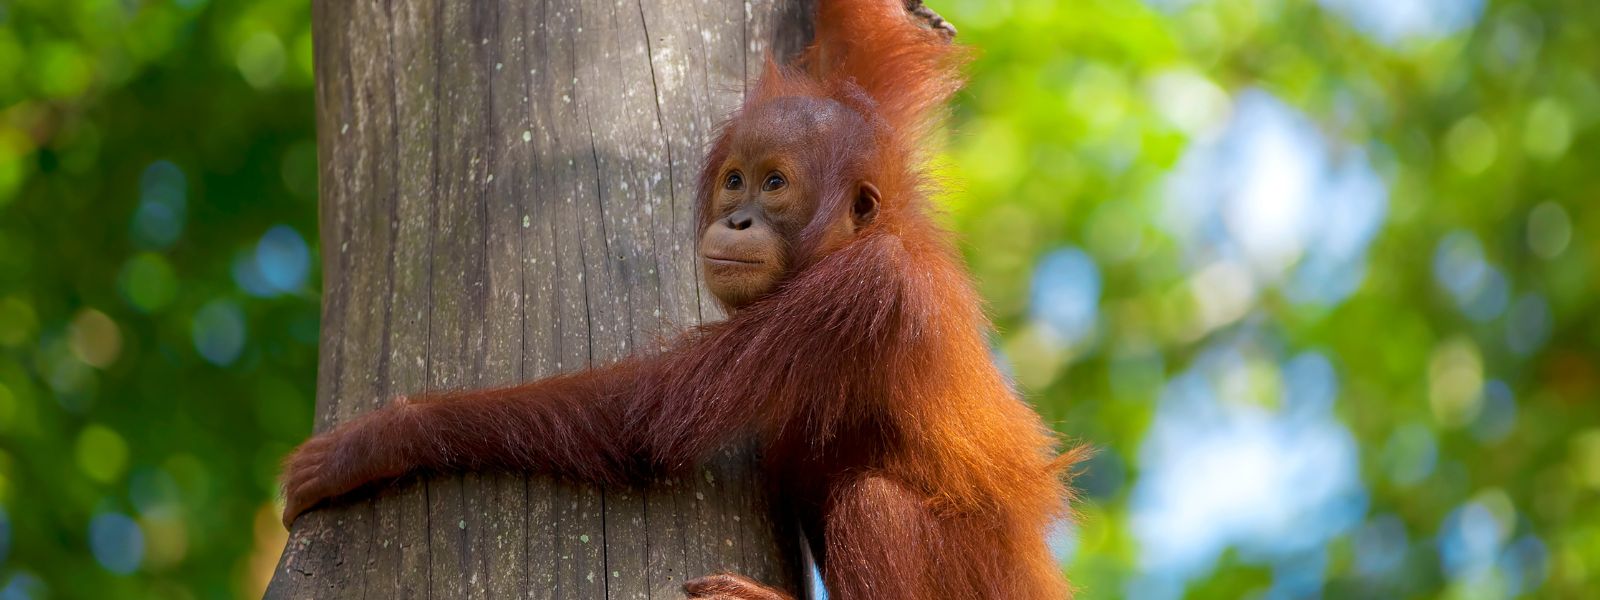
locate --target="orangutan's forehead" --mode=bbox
[731,96,862,153]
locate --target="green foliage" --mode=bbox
[941,0,1599,597]
[0,0,317,597]
[0,0,1595,598]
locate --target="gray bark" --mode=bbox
[266,1,815,597]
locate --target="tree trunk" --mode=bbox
[265,1,815,597]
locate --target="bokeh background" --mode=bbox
[0,0,1595,598]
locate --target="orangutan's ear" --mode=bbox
[852,181,881,227]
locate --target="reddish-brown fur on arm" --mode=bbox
[279,362,647,524]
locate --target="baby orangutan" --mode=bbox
[282,1,1078,597]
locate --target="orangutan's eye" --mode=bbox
[724,171,743,190]
[762,172,786,192]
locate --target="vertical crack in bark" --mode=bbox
[423,0,446,593]
[635,0,675,343]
